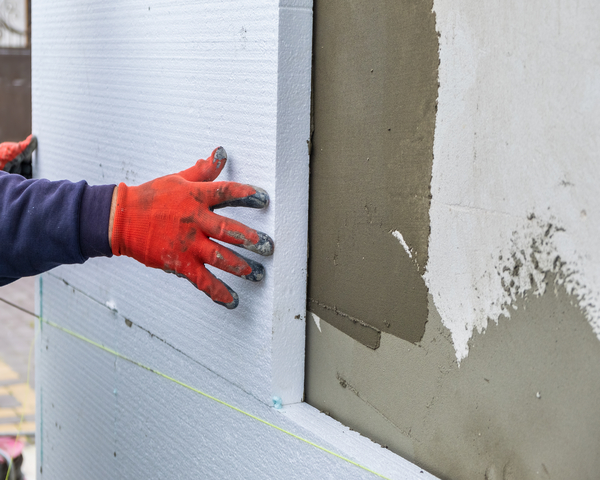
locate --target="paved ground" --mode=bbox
[0,277,36,479]
[0,277,36,388]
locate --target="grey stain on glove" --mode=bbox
[212,186,269,210]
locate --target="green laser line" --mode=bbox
[43,319,391,479]
[0,295,391,480]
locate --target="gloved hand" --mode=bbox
[0,135,37,179]
[111,147,274,309]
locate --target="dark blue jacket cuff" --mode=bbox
[79,184,115,258]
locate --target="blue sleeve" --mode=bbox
[0,171,115,285]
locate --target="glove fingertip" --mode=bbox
[28,135,38,151]
[213,283,239,309]
[238,255,265,282]
[211,146,227,171]
[244,187,270,209]
[212,186,269,210]
[243,231,274,256]
[214,146,227,161]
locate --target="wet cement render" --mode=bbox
[306,278,600,479]
[305,1,600,478]
[307,0,438,346]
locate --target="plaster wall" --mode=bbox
[32,1,434,479]
[306,0,600,478]
[429,0,600,363]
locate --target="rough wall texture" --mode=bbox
[428,0,600,363]
[307,287,600,479]
[306,0,600,479]
[307,0,438,347]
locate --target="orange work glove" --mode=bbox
[111,147,273,309]
[0,135,37,179]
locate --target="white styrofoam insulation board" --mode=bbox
[32,1,436,478]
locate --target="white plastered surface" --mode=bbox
[428,0,600,361]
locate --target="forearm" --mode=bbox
[0,146,272,308]
[0,171,115,284]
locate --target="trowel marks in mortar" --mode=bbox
[307,0,438,347]
[427,0,600,362]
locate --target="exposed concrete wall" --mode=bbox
[306,0,600,478]
[308,286,600,479]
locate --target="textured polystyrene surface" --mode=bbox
[36,275,435,479]
[33,0,297,407]
[32,1,434,478]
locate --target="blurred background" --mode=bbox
[0,2,36,478]
[1,0,31,142]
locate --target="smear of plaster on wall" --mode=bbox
[310,311,322,332]
[391,230,413,259]
[428,0,600,361]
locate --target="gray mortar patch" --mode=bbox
[309,298,381,349]
[491,214,597,334]
[306,0,438,347]
[306,288,600,479]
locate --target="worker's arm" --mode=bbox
[0,171,114,283]
[0,147,273,309]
